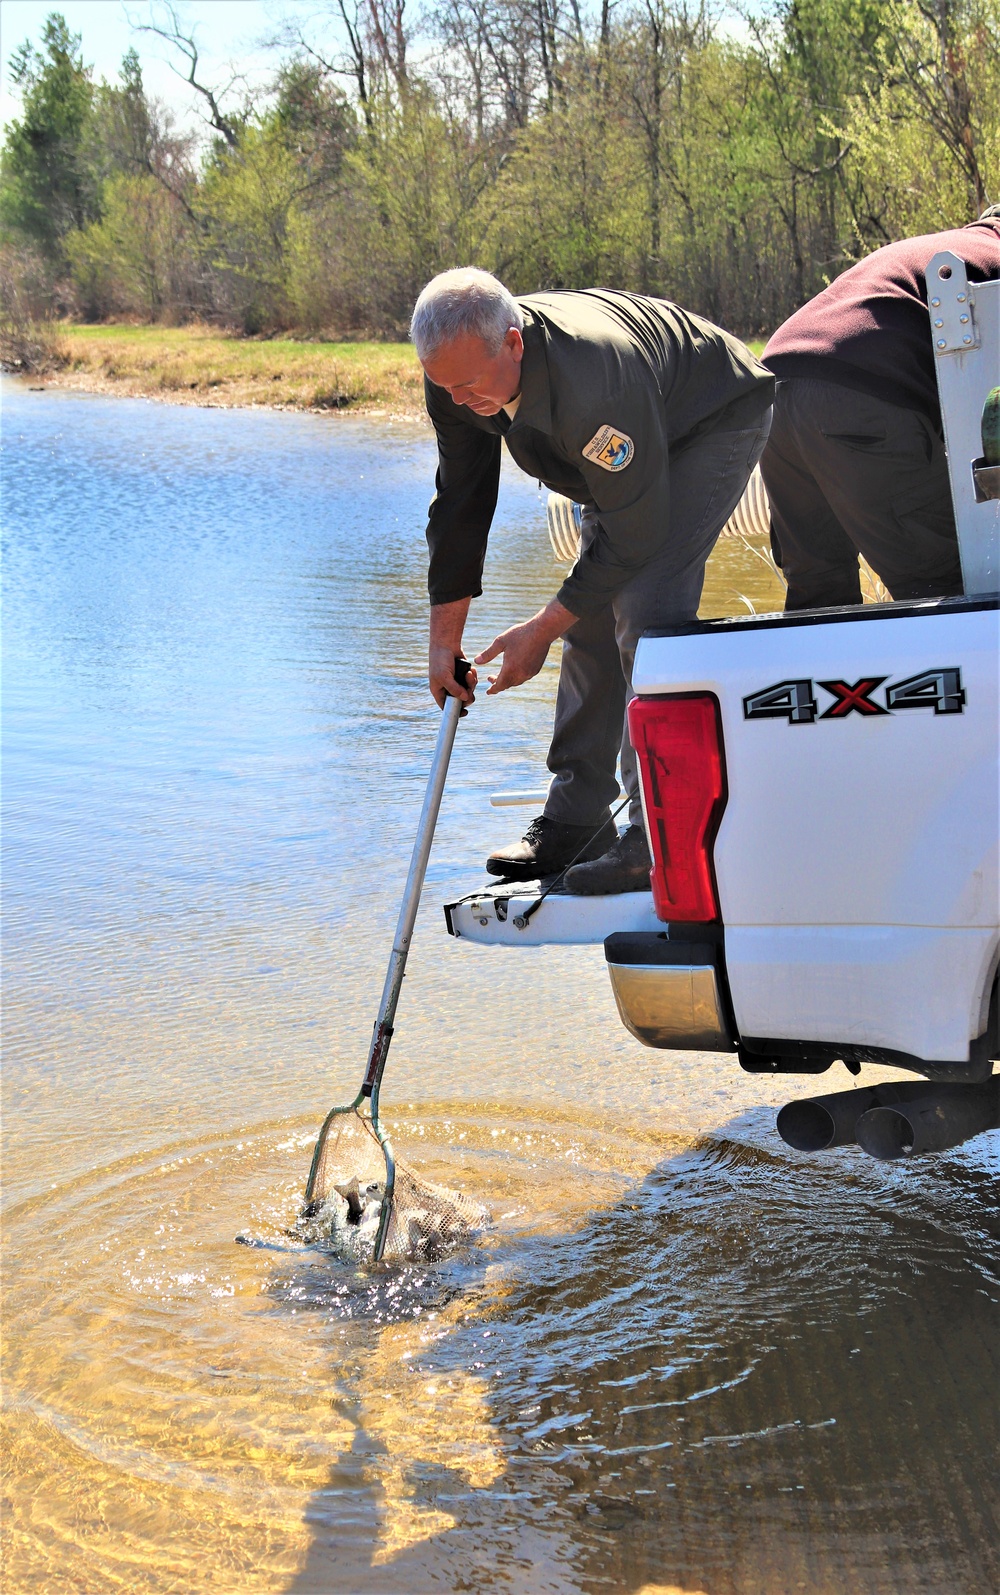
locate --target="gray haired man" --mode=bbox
[412,268,773,893]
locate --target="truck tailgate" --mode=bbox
[634,597,999,1061]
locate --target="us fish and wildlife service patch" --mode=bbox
[582,425,635,472]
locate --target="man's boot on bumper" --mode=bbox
[486,814,614,881]
[563,824,652,895]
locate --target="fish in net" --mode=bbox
[299,1110,488,1264]
[298,665,480,1264]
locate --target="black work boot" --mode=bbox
[563,824,652,895]
[486,814,614,881]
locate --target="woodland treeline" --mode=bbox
[1,1,997,340]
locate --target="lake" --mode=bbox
[2,380,997,1594]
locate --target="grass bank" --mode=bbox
[33,323,767,416]
[45,324,426,415]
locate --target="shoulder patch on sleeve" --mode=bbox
[582,425,635,472]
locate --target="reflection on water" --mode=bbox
[3,382,996,1594]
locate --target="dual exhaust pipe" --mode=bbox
[777,1076,1000,1161]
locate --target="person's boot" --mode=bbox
[563,824,652,895]
[486,814,614,881]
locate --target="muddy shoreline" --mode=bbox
[24,366,428,420]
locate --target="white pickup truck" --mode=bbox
[445,251,1000,1161]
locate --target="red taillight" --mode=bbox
[627,693,726,922]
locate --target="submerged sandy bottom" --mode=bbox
[3,382,997,1593]
[5,1099,998,1594]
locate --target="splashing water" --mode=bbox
[296,1112,491,1263]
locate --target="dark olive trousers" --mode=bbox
[544,411,772,828]
[760,377,964,611]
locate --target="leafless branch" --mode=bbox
[129,2,243,145]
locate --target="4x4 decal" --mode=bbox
[743,668,965,724]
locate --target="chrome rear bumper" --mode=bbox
[604,931,735,1052]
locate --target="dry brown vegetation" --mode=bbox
[0,247,69,375]
[43,324,426,415]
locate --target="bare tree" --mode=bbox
[365,0,410,94]
[431,0,545,131]
[279,0,410,112]
[880,0,994,214]
[129,2,248,145]
[622,1,711,290]
[278,10,375,128]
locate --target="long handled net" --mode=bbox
[299,662,478,1264]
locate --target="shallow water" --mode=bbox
[3,382,997,1594]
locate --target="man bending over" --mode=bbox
[413,269,773,894]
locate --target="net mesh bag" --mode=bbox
[303,1109,487,1264]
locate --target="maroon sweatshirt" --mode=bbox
[763,219,1000,423]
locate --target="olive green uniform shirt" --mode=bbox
[424,289,774,619]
